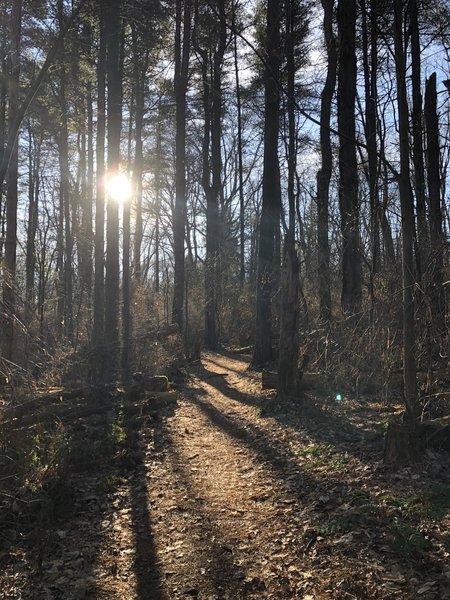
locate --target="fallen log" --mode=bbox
[1,384,119,420]
[124,391,178,417]
[5,399,114,429]
[144,391,178,412]
[126,375,169,401]
[2,378,176,429]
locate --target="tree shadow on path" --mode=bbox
[200,358,382,462]
[125,411,170,600]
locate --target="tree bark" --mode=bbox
[317,0,336,323]
[122,174,131,384]
[278,0,300,400]
[2,0,22,360]
[154,103,162,293]
[93,0,106,355]
[194,0,225,351]
[233,6,245,290]
[360,0,380,276]
[172,0,191,331]
[410,0,428,279]
[104,0,123,379]
[424,72,445,332]
[252,0,282,367]
[78,74,94,306]
[337,0,362,315]
[57,0,74,344]
[131,23,148,284]
[205,0,226,350]
[25,126,40,325]
[393,0,419,423]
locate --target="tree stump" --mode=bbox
[383,421,422,468]
[262,371,278,390]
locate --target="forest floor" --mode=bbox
[1,351,450,599]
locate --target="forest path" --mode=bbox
[123,351,449,600]
[86,350,394,600]
[10,352,449,599]
[143,351,313,599]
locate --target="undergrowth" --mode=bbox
[311,483,450,560]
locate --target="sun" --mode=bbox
[105,172,133,203]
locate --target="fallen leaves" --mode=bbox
[1,351,449,599]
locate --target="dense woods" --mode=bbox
[1,0,448,441]
[0,0,449,597]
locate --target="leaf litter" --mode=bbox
[0,351,449,599]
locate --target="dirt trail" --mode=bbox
[5,351,449,599]
[145,352,312,599]
[85,351,387,600]
[127,352,449,600]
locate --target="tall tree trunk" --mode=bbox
[278,0,300,400]
[56,160,65,335]
[251,0,282,367]
[57,0,73,343]
[61,129,74,343]
[316,0,336,323]
[79,78,94,306]
[78,125,89,301]
[379,124,396,265]
[172,0,191,331]
[25,126,40,326]
[410,0,428,279]
[38,231,46,337]
[425,72,445,332]
[360,0,380,275]
[337,0,361,315]
[131,24,148,284]
[233,6,245,290]
[154,104,162,293]
[393,0,418,422]
[2,0,22,360]
[0,2,7,244]
[86,81,94,302]
[121,90,134,386]
[205,0,226,350]
[93,0,106,355]
[194,0,225,350]
[104,0,122,379]
[122,179,131,384]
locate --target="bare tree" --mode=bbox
[278,0,300,399]
[2,0,22,360]
[393,0,418,423]
[252,0,282,367]
[172,0,192,332]
[425,72,445,333]
[93,0,107,359]
[317,0,336,323]
[337,0,361,314]
[104,0,123,379]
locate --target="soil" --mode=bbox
[1,351,449,599]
